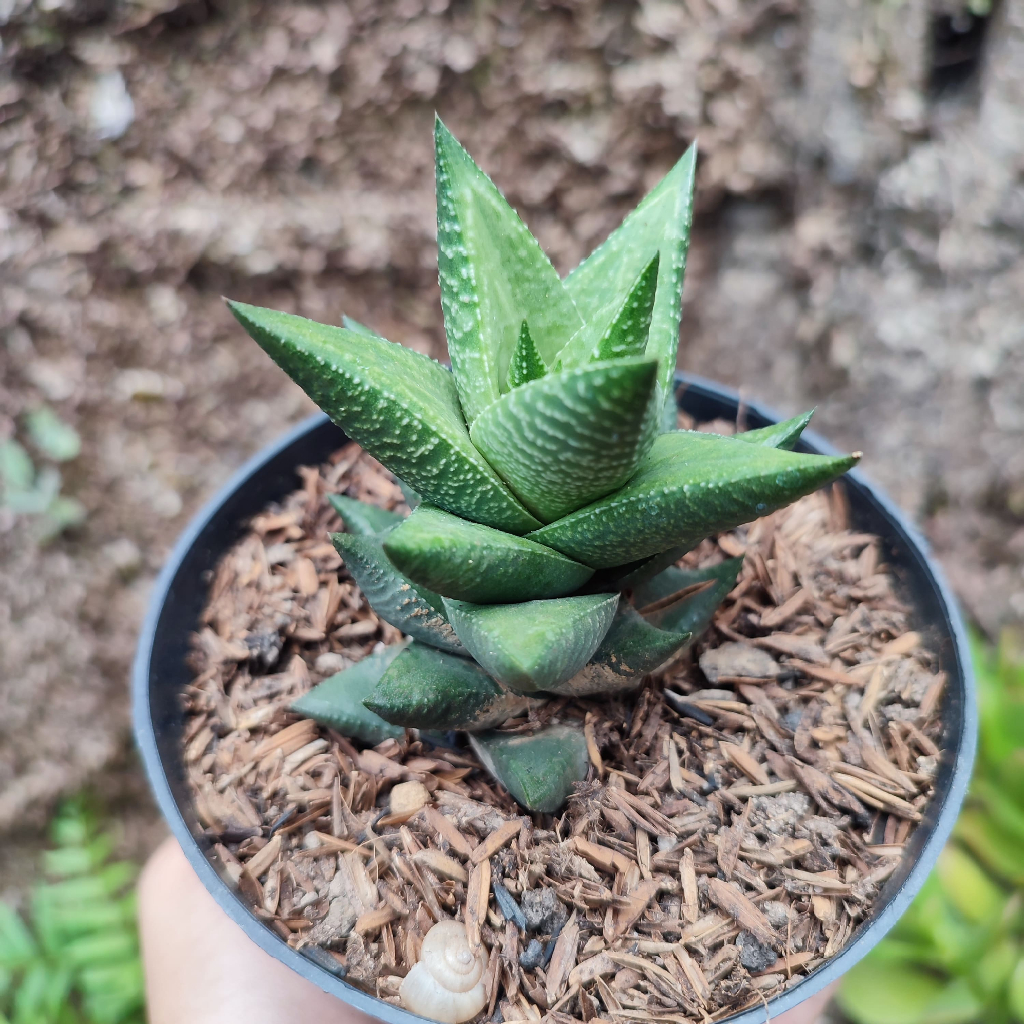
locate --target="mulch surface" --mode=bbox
[182,436,946,1023]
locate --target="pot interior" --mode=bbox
[134,373,975,1024]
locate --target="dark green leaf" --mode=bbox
[548,605,689,697]
[365,644,538,732]
[331,531,464,654]
[469,726,589,813]
[434,118,583,423]
[442,593,619,693]
[506,322,547,390]
[530,430,857,568]
[564,144,697,408]
[327,494,402,537]
[470,358,661,523]
[383,504,593,603]
[554,254,660,369]
[291,646,408,744]
[632,557,743,635]
[227,301,540,534]
[735,410,815,451]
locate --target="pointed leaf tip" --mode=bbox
[435,122,582,423]
[331,530,465,654]
[471,358,661,524]
[737,409,815,451]
[566,143,697,404]
[227,301,539,534]
[365,644,537,732]
[470,727,589,813]
[291,646,407,745]
[506,321,547,390]
[530,430,857,568]
[382,504,593,603]
[443,593,618,693]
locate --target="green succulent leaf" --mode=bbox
[382,504,593,603]
[604,544,690,590]
[291,646,408,744]
[341,315,383,338]
[0,440,34,494]
[25,408,81,463]
[470,358,661,523]
[227,301,540,534]
[396,478,421,510]
[530,430,857,568]
[736,410,815,451]
[365,644,538,732]
[506,321,547,390]
[327,493,403,537]
[442,593,619,693]
[434,117,583,423]
[331,531,464,654]
[632,557,743,635]
[469,726,590,813]
[554,254,660,369]
[547,604,690,697]
[564,144,697,406]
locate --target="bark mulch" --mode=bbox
[182,438,946,1023]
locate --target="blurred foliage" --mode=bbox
[839,630,1024,1024]
[0,407,84,542]
[0,799,144,1024]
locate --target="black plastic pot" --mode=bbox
[133,372,976,1023]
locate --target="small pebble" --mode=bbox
[493,882,527,930]
[519,938,545,971]
[737,931,778,972]
[521,888,568,934]
[389,781,430,816]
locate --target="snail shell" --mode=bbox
[399,920,487,1023]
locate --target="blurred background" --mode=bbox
[1,0,1023,1021]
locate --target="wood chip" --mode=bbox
[545,911,580,1005]
[412,847,468,883]
[705,878,777,948]
[243,834,281,881]
[421,805,477,859]
[720,741,770,786]
[470,818,523,864]
[466,858,491,951]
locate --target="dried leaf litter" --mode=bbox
[182,434,947,1022]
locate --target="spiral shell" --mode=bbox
[399,920,487,1023]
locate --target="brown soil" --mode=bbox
[180,441,945,1022]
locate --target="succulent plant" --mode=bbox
[230,118,857,812]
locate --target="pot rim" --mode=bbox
[133,372,977,1023]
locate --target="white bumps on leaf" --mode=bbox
[398,920,487,1023]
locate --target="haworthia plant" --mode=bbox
[229,118,857,813]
